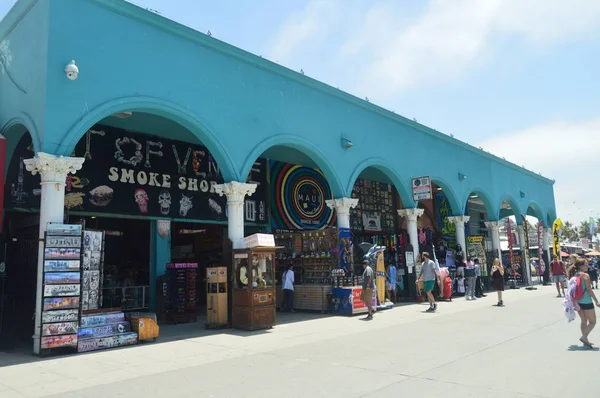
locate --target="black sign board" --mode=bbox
[5,125,268,223]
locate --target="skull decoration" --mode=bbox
[158,190,172,215]
[134,189,150,213]
[180,194,193,217]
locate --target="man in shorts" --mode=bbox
[418,252,441,312]
[361,259,375,319]
[550,254,566,297]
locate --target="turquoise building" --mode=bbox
[0,0,556,352]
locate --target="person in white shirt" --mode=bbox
[282,266,295,312]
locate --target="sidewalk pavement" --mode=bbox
[0,285,598,397]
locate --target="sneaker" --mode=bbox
[433,303,438,311]
[425,307,434,312]
[366,314,373,320]
[471,296,477,300]
[557,294,562,298]
[466,296,471,301]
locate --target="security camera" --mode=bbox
[65,60,79,80]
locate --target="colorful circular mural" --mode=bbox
[271,161,335,229]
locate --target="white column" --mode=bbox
[448,216,470,253]
[325,197,359,229]
[214,181,257,249]
[485,221,503,261]
[516,225,531,285]
[398,208,424,259]
[24,152,85,355]
[543,227,552,262]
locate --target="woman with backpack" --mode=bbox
[568,258,600,348]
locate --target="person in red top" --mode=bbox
[550,254,566,297]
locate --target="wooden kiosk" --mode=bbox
[232,234,277,331]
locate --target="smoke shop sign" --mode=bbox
[6,125,268,223]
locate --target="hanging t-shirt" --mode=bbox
[389,265,397,285]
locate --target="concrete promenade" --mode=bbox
[0,285,597,397]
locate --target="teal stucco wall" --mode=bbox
[0,0,557,224]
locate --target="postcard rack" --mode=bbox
[39,224,84,356]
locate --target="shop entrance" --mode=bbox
[0,213,39,349]
[170,222,225,312]
[73,216,151,311]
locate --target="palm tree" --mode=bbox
[562,221,578,242]
[579,220,591,240]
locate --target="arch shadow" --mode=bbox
[346,158,413,206]
[56,96,238,182]
[463,188,495,219]
[496,195,523,221]
[431,177,461,216]
[241,135,345,198]
[525,201,544,221]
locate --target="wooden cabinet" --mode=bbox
[232,247,276,330]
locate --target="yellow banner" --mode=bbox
[552,218,562,256]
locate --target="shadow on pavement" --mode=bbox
[567,345,599,351]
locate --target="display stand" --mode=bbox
[232,245,276,331]
[274,229,337,312]
[39,224,83,356]
[81,230,105,311]
[165,263,198,324]
[206,266,228,328]
[78,311,138,352]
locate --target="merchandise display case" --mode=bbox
[232,247,276,330]
[163,263,198,324]
[275,229,338,312]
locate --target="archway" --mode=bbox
[524,202,546,283]
[463,190,496,268]
[57,96,237,183]
[345,163,414,302]
[4,111,256,343]
[242,135,345,199]
[243,141,339,232]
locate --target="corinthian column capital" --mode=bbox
[326,197,359,212]
[397,208,424,222]
[24,152,85,184]
[214,181,257,205]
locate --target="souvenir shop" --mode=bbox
[0,124,269,351]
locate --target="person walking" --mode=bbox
[568,258,600,348]
[465,257,477,300]
[361,259,375,319]
[474,259,486,298]
[587,259,598,289]
[550,254,566,297]
[281,265,295,312]
[387,263,397,303]
[491,258,505,307]
[417,252,441,312]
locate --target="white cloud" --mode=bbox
[268,1,343,64]
[268,0,600,99]
[478,118,600,224]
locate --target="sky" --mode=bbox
[1,0,599,225]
